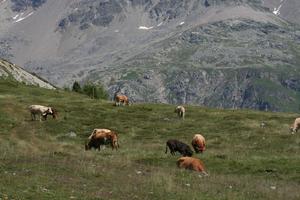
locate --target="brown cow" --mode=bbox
[85,129,119,150]
[290,117,300,134]
[115,94,129,106]
[191,134,206,153]
[177,157,208,175]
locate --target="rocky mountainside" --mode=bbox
[0,58,55,89]
[0,0,300,111]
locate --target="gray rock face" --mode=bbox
[11,0,47,12]
[0,58,55,90]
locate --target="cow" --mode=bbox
[175,106,185,119]
[165,139,193,157]
[191,134,206,153]
[290,117,300,134]
[28,105,53,121]
[115,94,129,106]
[177,157,208,175]
[85,129,119,151]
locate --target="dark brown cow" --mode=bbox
[165,139,193,157]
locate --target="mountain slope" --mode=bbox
[0,58,55,89]
[0,0,300,111]
[0,79,299,199]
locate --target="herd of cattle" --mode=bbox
[28,94,299,175]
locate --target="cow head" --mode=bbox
[108,132,119,150]
[85,142,91,150]
[174,107,179,113]
[51,108,58,119]
[290,127,297,134]
[125,99,130,106]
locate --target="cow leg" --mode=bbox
[31,113,35,121]
[171,149,175,155]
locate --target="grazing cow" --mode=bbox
[175,106,185,119]
[28,105,53,121]
[165,139,193,157]
[290,117,300,134]
[177,157,208,175]
[115,94,129,106]
[191,134,206,153]
[85,129,119,151]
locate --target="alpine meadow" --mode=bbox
[1,0,300,199]
[0,78,299,199]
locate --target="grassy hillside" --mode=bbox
[0,78,299,200]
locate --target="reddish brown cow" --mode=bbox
[115,94,129,106]
[177,157,208,175]
[191,134,206,153]
[85,129,119,150]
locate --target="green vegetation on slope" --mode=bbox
[0,79,299,200]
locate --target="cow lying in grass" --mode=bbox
[165,139,193,157]
[290,117,300,134]
[175,106,185,119]
[191,134,206,153]
[115,94,129,106]
[85,129,119,151]
[177,157,208,175]
[28,105,53,121]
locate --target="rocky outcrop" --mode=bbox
[0,58,55,89]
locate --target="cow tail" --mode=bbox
[165,144,168,154]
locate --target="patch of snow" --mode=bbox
[179,21,185,25]
[12,14,19,20]
[157,22,163,27]
[273,0,286,16]
[15,12,34,23]
[273,5,282,15]
[138,26,153,30]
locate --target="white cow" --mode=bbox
[175,106,185,119]
[290,117,300,134]
[28,105,53,121]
